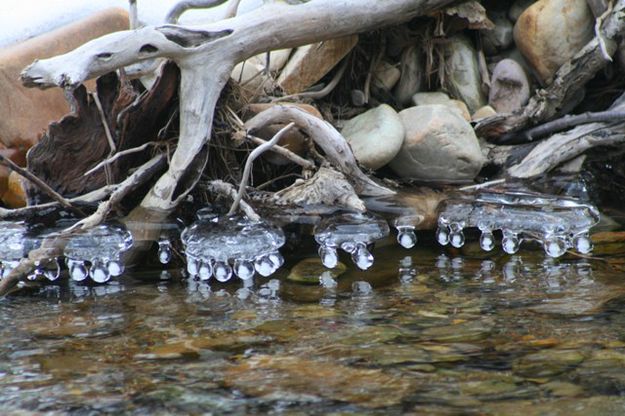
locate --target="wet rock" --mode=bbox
[514,0,594,84]
[481,12,514,55]
[508,0,537,22]
[0,8,129,150]
[372,61,401,91]
[394,46,425,106]
[277,35,358,94]
[224,354,414,408]
[472,105,497,121]
[442,35,486,112]
[287,257,347,284]
[420,319,493,342]
[542,381,584,397]
[389,105,485,182]
[341,104,405,170]
[513,349,586,378]
[411,91,452,106]
[488,58,530,113]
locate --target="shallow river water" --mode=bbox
[2,235,625,415]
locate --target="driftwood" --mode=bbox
[21,0,454,216]
[475,0,625,140]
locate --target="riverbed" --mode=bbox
[2,236,625,415]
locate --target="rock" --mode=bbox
[351,89,366,107]
[231,49,292,98]
[488,58,530,113]
[394,46,425,106]
[472,105,497,121]
[481,12,514,56]
[508,0,536,22]
[513,349,586,378]
[287,257,347,284]
[372,61,401,91]
[514,0,594,84]
[224,354,415,408]
[341,104,405,170]
[411,92,452,107]
[0,8,129,150]
[245,103,322,120]
[442,35,486,112]
[389,105,485,182]
[277,35,358,94]
[449,100,471,121]
[2,166,27,208]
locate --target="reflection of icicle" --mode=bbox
[157,238,172,264]
[437,189,599,257]
[314,212,389,270]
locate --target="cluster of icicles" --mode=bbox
[435,191,599,258]
[0,190,601,284]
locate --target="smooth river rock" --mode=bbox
[394,45,425,106]
[481,12,514,56]
[389,105,485,182]
[488,58,530,113]
[442,35,486,112]
[514,0,594,84]
[342,104,405,170]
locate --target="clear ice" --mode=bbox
[314,212,390,270]
[0,221,61,281]
[63,224,133,283]
[181,215,286,282]
[436,189,600,258]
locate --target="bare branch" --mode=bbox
[165,0,228,23]
[206,180,261,221]
[228,123,295,216]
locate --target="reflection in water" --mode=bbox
[2,244,625,414]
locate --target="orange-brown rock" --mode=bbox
[276,35,358,94]
[0,8,129,150]
[3,171,27,208]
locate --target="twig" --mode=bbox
[272,57,349,102]
[223,0,243,19]
[595,0,615,61]
[497,109,625,144]
[91,92,116,155]
[459,178,505,192]
[0,154,86,217]
[128,0,140,29]
[165,0,228,23]
[67,154,166,232]
[246,134,315,169]
[207,180,260,221]
[364,44,385,104]
[84,142,160,176]
[228,123,295,216]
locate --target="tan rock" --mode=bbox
[277,35,358,94]
[472,105,497,121]
[389,105,485,182]
[0,8,129,150]
[372,61,401,91]
[513,0,594,84]
[231,49,292,98]
[411,92,451,107]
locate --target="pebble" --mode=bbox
[481,12,514,55]
[442,34,487,112]
[372,61,401,91]
[341,104,405,170]
[513,0,594,84]
[389,105,485,182]
[488,58,530,113]
[394,45,424,106]
[471,105,497,121]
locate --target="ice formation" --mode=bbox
[314,212,390,270]
[181,215,286,282]
[436,190,600,257]
[0,221,52,280]
[64,224,133,283]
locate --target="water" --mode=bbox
[2,238,625,414]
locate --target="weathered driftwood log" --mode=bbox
[508,93,625,178]
[476,0,625,140]
[20,0,455,216]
